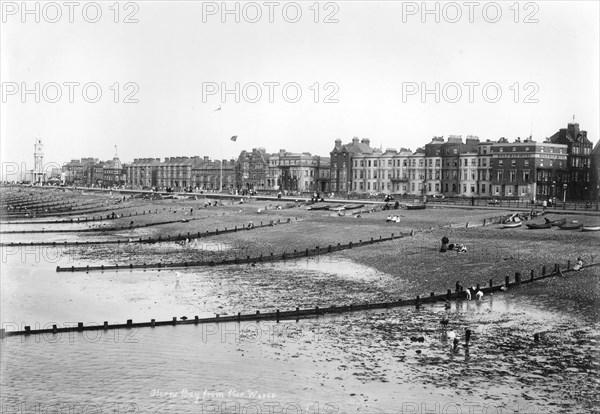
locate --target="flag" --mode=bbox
[230,136,237,142]
[214,106,221,111]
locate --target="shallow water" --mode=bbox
[1,227,599,413]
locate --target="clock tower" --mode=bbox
[33,139,44,184]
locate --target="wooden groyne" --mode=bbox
[0,210,160,225]
[4,261,597,338]
[0,216,201,234]
[3,218,293,248]
[55,232,407,272]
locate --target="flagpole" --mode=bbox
[219,107,223,192]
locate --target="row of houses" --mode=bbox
[60,122,599,201]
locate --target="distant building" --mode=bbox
[424,137,444,196]
[477,140,494,197]
[331,137,374,194]
[491,137,568,200]
[590,140,600,204]
[547,122,593,200]
[125,158,161,189]
[236,148,270,191]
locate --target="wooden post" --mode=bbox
[151,319,156,327]
[515,272,521,285]
[77,322,83,331]
[103,321,108,330]
[489,279,493,288]
[52,324,57,334]
[542,265,546,275]
[430,292,435,302]
[276,309,280,322]
[194,316,199,324]
[415,295,421,309]
[505,275,510,287]
[447,289,452,300]
[530,269,534,281]
[127,319,133,327]
[567,260,571,269]
[172,317,177,325]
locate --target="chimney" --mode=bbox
[335,139,342,149]
[279,149,286,157]
[361,138,370,146]
[352,137,359,145]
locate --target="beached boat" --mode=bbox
[558,223,582,230]
[545,217,567,226]
[526,222,552,229]
[501,221,522,229]
[307,202,330,210]
[325,204,345,210]
[581,225,600,232]
[405,204,426,210]
[344,203,364,210]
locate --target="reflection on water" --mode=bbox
[2,293,598,413]
[1,242,599,413]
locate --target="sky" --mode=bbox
[1,0,599,179]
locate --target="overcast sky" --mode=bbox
[1,1,598,177]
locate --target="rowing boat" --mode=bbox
[344,204,364,210]
[545,217,567,226]
[581,225,600,232]
[526,222,552,229]
[501,221,522,229]
[558,223,582,230]
[405,204,426,210]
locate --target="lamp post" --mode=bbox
[563,183,567,209]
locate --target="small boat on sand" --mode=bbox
[502,221,522,229]
[405,204,426,210]
[344,203,365,210]
[581,225,600,232]
[558,223,582,230]
[526,222,552,229]
[545,217,567,226]
[307,203,329,210]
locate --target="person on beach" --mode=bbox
[465,287,472,301]
[476,290,484,301]
[573,257,583,271]
[440,236,449,252]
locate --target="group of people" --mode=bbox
[439,237,467,253]
[385,215,401,223]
